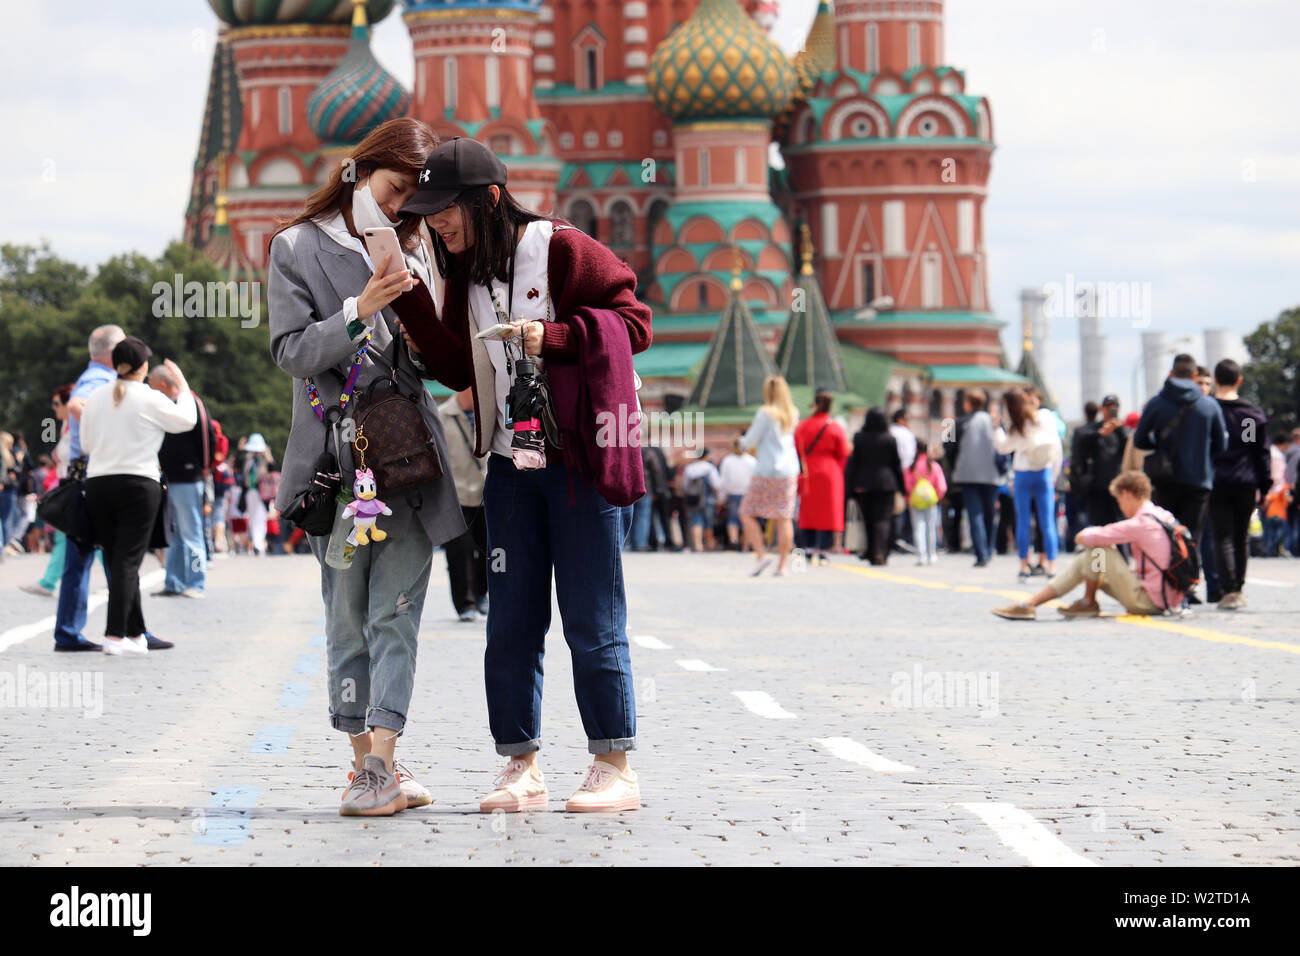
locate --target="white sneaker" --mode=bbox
[103,636,148,656]
[180,588,206,599]
[479,759,548,813]
[566,761,641,813]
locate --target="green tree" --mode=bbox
[0,241,291,467]
[1242,306,1299,434]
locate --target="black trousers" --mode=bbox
[854,491,895,564]
[85,475,161,638]
[1086,490,1122,527]
[444,504,487,614]
[1153,481,1211,545]
[1209,483,1257,595]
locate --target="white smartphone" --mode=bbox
[362,227,406,277]
[475,323,517,340]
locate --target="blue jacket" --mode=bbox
[1133,377,1228,490]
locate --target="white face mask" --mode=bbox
[351,179,400,233]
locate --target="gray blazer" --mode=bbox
[952,409,1000,486]
[267,221,466,548]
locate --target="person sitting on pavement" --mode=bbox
[991,470,1184,620]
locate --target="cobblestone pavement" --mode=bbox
[1,544,1297,866]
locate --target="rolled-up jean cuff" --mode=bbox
[367,707,406,736]
[331,713,368,734]
[495,738,541,757]
[589,737,636,755]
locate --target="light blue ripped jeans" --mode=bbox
[308,495,433,735]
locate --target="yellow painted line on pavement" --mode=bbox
[832,563,1300,656]
[1115,614,1300,656]
[834,565,954,590]
[953,585,985,593]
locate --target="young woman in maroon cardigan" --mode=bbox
[393,137,652,813]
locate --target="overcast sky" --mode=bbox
[2,1,1295,419]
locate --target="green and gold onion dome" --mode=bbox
[648,0,796,122]
[207,0,394,27]
[307,0,410,145]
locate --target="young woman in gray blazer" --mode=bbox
[267,118,464,817]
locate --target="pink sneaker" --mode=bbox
[565,761,641,813]
[479,759,548,813]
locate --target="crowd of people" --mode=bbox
[6,120,1295,819]
[621,355,1298,618]
[6,323,291,648]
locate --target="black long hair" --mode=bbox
[430,184,544,286]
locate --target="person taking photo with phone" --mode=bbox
[268,117,466,817]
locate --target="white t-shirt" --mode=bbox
[468,220,555,458]
[718,452,756,495]
[81,380,198,481]
[890,423,918,469]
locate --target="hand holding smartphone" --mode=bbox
[475,323,518,341]
[362,227,407,278]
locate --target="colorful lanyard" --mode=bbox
[305,331,372,422]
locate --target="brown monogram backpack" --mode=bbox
[349,349,443,494]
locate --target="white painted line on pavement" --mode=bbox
[733,690,798,719]
[959,802,1096,867]
[632,635,672,650]
[815,737,916,773]
[0,569,164,652]
[1245,576,1294,588]
[676,659,724,672]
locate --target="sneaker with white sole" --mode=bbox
[565,761,641,813]
[393,760,432,809]
[103,636,148,656]
[340,754,407,817]
[479,759,548,813]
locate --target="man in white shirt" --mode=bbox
[680,448,723,552]
[718,438,756,550]
[890,409,919,553]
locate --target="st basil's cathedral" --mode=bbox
[186,0,1033,443]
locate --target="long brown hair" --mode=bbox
[272,118,438,251]
[1002,388,1037,435]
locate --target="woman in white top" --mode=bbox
[738,376,801,576]
[80,337,196,655]
[994,388,1063,580]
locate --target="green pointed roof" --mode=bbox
[185,32,242,245]
[687,256,776,408]
[776,224,848,392]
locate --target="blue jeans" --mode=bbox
[164,480,207,593]
[53,540,106,646]
[0,487,17,545]
[308,496,433,734]
[1262,516,1287,556]
[726,493,744,529]
[1014,468,1059,562]
[962,483,997,562]
[483,455,636,756]
[629,494,653,550]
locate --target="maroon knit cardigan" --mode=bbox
[390,221,652,499]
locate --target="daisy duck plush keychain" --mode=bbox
[345,429,391,546]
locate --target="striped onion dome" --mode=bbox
[648,0,795,122]
[306,0,410,145]
[207,0,394,26]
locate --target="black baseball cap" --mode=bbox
[400,137,508,218]
[111,336,152,374]
[1101,394,1120,407]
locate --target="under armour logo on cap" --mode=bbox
[419,169,430,183]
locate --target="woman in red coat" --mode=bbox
[795,390,851,565]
